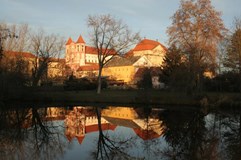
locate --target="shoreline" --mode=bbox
[1,89,241,108]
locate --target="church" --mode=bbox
[65,35,167,86]
[65,35,99,72]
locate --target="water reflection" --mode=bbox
[0,107,68,160]
[0,105,240,160]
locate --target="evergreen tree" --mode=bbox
[160,44,189,91]
[137,68,152,89]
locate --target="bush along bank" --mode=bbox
[198,93,241,109]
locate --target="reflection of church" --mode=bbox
[17,106,165,143]
[61,106,165,143]
[102,107,165,140]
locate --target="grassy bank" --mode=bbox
[34,89,198,106]
[1,89,241,108]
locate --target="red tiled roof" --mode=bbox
[124,49,134,57]
[66,134,74,142]
[133,39,167,51]
[66,37,73,45]
[133,128,161,140]
[86,46,116,55]
[76,35,85,44]
[65,36,116,55]
[64,123,116,143]
[85,123,116,133]
[49,57,65,63]
[77,64,99,71]
[85,46,98,54]
[4,51,35,59]
[76,135,85,144]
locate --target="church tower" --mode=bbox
[65,37,75,69]
[76,35,86,66]
[65,35,86,72]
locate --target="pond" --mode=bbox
[0,104,240,160]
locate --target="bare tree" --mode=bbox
[87,14,140,94]
[224,18,241,92]
[30,29,65,86]
[217,37,230,74]
[0,23,30,52]
[0,24,19,62]
[167,0,226,92]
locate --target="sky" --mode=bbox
[1,0,241,46]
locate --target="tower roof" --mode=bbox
[76,35,85,44]
[66,37,73,45]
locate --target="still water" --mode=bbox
[0,105,240,160]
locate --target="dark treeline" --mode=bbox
[0,23,65,101]
[1,0,241,103]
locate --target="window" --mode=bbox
[77,45,80,52]
[71,45,75,51]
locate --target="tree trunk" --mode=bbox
[32,71,41,87]
[239,59,241,92]
[97,66,103,94]
[32,78,38,87]
[239,108,241,149]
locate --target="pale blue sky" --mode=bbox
[1,0,241,46]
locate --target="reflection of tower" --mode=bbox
[64,106,116,144]
[65,107,86,142]
[46,107,66,120]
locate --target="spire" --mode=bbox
[66,37,73,45]
[76,35,85,44]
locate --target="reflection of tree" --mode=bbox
[31,108,51,146]
[0,107,30,159]
[28,107,68,160]
[0,107,67,160]
[220,108,241,160]
[159,109,218,160]
[93,107,138,160]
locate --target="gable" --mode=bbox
[152,45,166,56]
[133,56,152,67]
